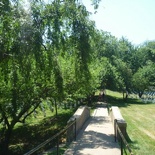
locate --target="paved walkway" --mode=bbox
[64,105,121,155]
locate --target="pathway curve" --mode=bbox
[64,105,121,155]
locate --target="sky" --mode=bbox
[82,0,155,45]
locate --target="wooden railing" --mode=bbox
[24,119,76,155]
[114,120,134,155]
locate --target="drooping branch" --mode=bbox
[17,102,41,124]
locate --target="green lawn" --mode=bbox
[8,108,76,155]
[4,90,155,155]
[121,104,155,155]
[107,90,155,155]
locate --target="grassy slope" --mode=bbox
[8,108,75,155]
[106,90,155,155]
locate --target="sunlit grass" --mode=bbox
[120,104,155,155]
[106,89,123,98]
[107,90,155,155]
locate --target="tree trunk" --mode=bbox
[0,127,13,155]
[125,91,129,99]
[139,92,143,98]
[123,90,128,100]
[54,98,58,117]
[123,91,125,99]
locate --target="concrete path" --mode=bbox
[64,105,121,155]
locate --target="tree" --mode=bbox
[0,1,48,153]
[112,57,133,98]
[117,37,134,63]
[0,0,98,154]
[142,41,155,63]
[100,60,124,91]
[132,61,155,98]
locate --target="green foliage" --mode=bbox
[91,0,102,9]
[90,29,155,96]
[0,0,95,154]
[113,57,133,91]
[1,0,155,154]
[132,61,155,96]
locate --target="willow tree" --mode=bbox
[0,1,47,154]
[0,0,99,154]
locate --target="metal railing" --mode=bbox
[114,120,134,155]
[24,118,76,155]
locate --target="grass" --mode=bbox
[8,108,76,155]
[0,97,96,155]
[5,90,155,155]
[42,145,69,155]
[106,90,155,155]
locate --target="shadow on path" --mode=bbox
[64,107,121,155]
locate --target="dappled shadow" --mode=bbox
[9,111,75,155]
[90,116,110,125]
[79,115,111,132]
[65,110,120,154]
[74,130,118,150]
